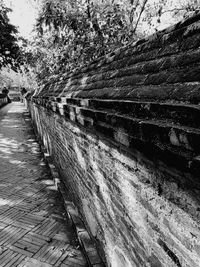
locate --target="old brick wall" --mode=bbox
[28,12,200,267]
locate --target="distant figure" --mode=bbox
[21,87,27,95]
[20,87,27,103]
[2,87,11,103]
[2,87,9,95]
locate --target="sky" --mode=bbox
[3,0,187,38]
[4,0,39,38]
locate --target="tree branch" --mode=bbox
[133,0,148,33]
[160,7,193,16]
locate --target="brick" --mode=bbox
[21,258,52,267]
[0,103,88,267]
[27,13,200,267]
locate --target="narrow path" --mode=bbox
[0,102,88,267]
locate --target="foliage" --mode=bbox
[27,0,149,82]
[0,64,37,90]
[0,0,20,70]
[143,0,199,33]
[24,0,199,84]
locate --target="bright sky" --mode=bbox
[3,0,185,38]
[4,0,39,38]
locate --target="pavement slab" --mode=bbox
[0,103,88,267]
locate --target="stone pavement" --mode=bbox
[0,103,88,267]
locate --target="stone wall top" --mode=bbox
[33,11,200,104]
[31,11,200,179]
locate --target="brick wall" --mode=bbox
[28,12,200,267]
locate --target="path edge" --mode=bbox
[32,129,105,267]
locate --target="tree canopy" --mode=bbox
[24,0,198,84]
[0,0,20,70]
[29,0,142,82]
[6,0,199,88]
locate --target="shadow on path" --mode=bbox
[0,103,88,267]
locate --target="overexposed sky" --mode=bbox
[3,0,187,38]
[4,0,38,38]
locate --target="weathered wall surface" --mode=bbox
[28,13,200,267]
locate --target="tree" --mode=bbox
[25,0,199,85]
[142,0,199,34]
[27,0,146,83]
[0,0,20,70]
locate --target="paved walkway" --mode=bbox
[0,103,88,267]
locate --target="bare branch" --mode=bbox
[133,0,148,33]
[160,7,193,16]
